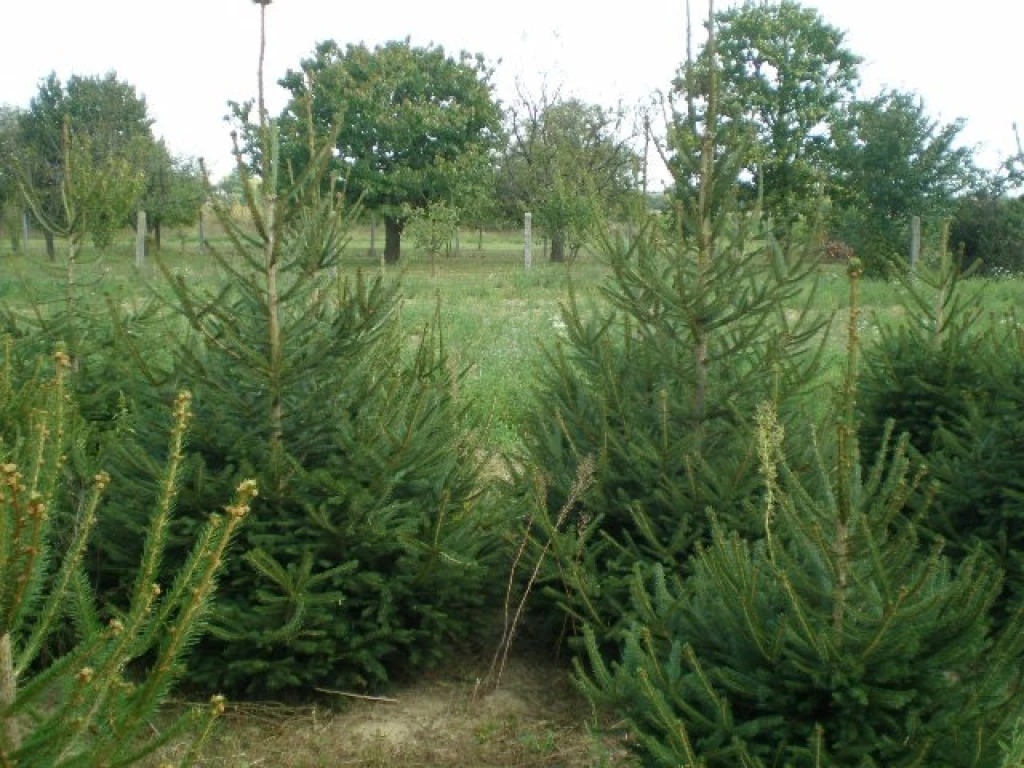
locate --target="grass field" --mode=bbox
[3,226,1024,766]
[7,224,1021,459]
[2,224,612,457]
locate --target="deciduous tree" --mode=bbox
[833,90,978,274]
[674,0,860,222]
[9,72,155,255]
[278,39,502,263]
[139,140,205,251]
[499,94,639,262]
[0,106,22,251]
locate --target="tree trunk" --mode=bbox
[153,219,162,252]
[44,230,55,261]
[198,208,205,256]
[550,228,567,263]
[384,216,403,264]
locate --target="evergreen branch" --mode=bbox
[231,132,270,246]
[640,658,705,767]
[3,354,68,637]
[14,471,104,675]
[778,571,828,663]
[137,507,223,651]
[102,296,165,388]
[126,391,192,619]
[112,483,253,757]
[5,630,105,720]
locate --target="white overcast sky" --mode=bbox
[1,0,1019,184]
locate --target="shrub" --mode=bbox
[857,245,1024,621]
[950,194,1024,277]
[516,211,826,647]
[515,22,828,653]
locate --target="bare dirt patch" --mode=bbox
[158,653,636,767]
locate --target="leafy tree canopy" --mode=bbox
[675,0,860,222]
[19,72,153,160]
[832,89,978,272]
[139,139,205,250]
[499,93,640,262]
[0,107,22,249]
[7,72,156,252]
[0,106,19,205]
[278,38,502,262]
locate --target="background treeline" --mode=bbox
[3,0,1024,275]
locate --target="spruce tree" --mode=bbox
[94,2,500,695]
[857,237,1024,622]
[517,0,828,645]
[576,263,1024,767]
[927,381,1024,621]
[0,352,253,767]
[857,235,1003,460]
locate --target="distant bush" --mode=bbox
[828,206,908,278]
[950,194,1024,276]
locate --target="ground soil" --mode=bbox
[157,651,637,767]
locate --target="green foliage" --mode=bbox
[577,416,1024,766]
[406,199,460,274]
[950,193,1024,276]
[674,0,860,223]
[0,203,20,253]
[926,380,1024,623]
[278,38,502,262]
[517,212,825,644]
[833,90,978,276]
[139,141,205,250]
[859,246,1024,622]
[0,111,160,453]
[575,275,1024,765]
[517,10,827,650]
[500,95,639,262]
[6,72,154,253]
[14,119,144,253]
[0,107,19,244]
[0,353,253,767]
[857,246,996,459]
[93,18,503,696]
[1001,720,1024,767]
[139,296,498,695]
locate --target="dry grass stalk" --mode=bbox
[483,456,596,694]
